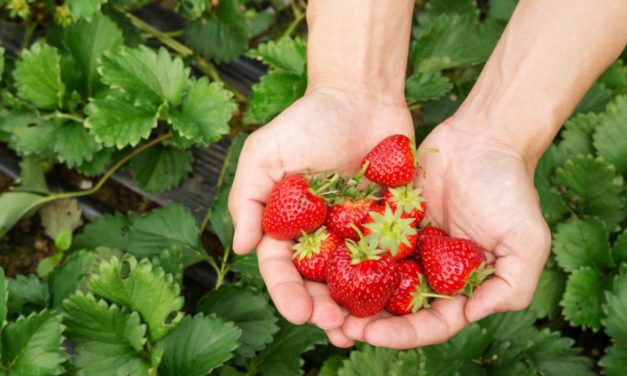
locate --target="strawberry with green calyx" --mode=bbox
[383,184,427,227]
[292,227,342,282]
[421,236,494,296]
[414,225,449,262]
[363,204,418,260]
[262,174,338,240]
[361,134,417,187]
[327,227,397,317]
[386,260,450,315]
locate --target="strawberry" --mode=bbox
[292,227,342,282]
[421,236,493,296]
[362,134,417,187]
[327,199,378,240]
[262,175,334,240]
[363,204,418,260]
[383,184,427,226]
[386,260,446,315]
[414,226,449,262]
[327,237,397,317]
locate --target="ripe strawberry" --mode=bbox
[383,184,427,226]
[386,260,442,315]
[292,227,342,282]
[363,205,418,260]
[327,199,378,240]
[414,226,449,262]
[421,236,493,296]
[362,134,417,187]
[327,237,397,317]
[262,175,333,240]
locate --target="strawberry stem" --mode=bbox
[310,174,339,195]
[420,293,452,299]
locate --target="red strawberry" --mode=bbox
[327,238,397,317]
[362,205,418,260]
[362,134,417,187]
[414,226,449,262]
[262,175,332,240]
[383,184,427,226]
[292,227,342,282]
[421,236,493,296]
[386,260,436,315]
[327,199,378,240]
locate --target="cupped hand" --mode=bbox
[228,85,413,345]
[340,118,552,349]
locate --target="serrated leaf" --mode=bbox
[534,145,568,226]
[252,320,326,376]
[525,329,594,376]
[0,47,5,82]
[184,0,249,63]
[612,231,627,264]
[405,72,453,102]
[593,95,627,174]
[72,213,131,251]
[152,248,183,286]
[600,344,627,376]
[39,199,83,249]
[0,311,67,375]
[197,286,279,357]
[417,0,479,31]
[554,155,625,229]
[49,251,99,308]
[246,71,306,124]
[0,268,7,330]
[337,346,402,376]
[230,251,263,290]
[88,256,184,341]
[52,122,102,167]
[411,14,497,73]
[247,37,307,75]
[168,78,236,146]
[85,92,160,148]
[17,156,49,193]
[64,13,123,96]
[7,275,49,315]
[561,267,605,331]
[530,268,566,319]
[3,112,57,157]
[14,43,65,110]
[130,144,193,193]
[0,191,49,237]
[552,217,613,272]
[75,147,112,177]
[602,271,627,345]
[99,46,189,105]
[127,204,206,267]
[559,113,598,158]
[488,0,517,21]
[319,356,344,376]
[176,0,206,19]
[63,292,152,376]
[158,313,241,376]
[574,83,614,115]
[599,60,627,94]
[68,0,108,21]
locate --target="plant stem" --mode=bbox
[21,21,36,49]
[195,57,247,102]
[42,111,84,123]
[282,2,305,39]
[198,207,213,236]
[214,245,231,289]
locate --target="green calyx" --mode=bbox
[387,184,427,214]
[364,204,417,257]
[327,161,378,204]
[292,227,329,261]
[307,172,340,197]
[462,261,495,298]
[346,223,385,265]
[408,274,452,313]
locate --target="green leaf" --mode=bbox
[0,47,5,82]
[88,255,184,341]
[176,0,206,19]
[72,213,132,251]
[85,92,160,148]
[319,356,344,376]
[49,250,99,308]
[559,113,598,158]
[247,37,307,75]
[612,230,627,264]
[251,320,326,376]
[152,248,183,286]
[554,155,625,229]
[184,0,249,63]
[599,60,627,94]
[337,346,424,376]
[75,148,112,176]
[0,268,7,330]
[560,267,605,331]
[593,95,627,174]
[602,271,627,345]
[574,82,614,115]
[417,0,479,30]
[197,286,279,357]
[99,46,189,105]
[168,78,236,146]
[530,268,566,319]
[488,0,517,21]
[230,252,263,290]
[52,122,102,167]
[130,144,193,193]
[68,0,108,21]
[210,189,233,249]
[552,217,613,272]
[534,146,568,226]
[14,42,65,110]
[39,199,83,249]
[600,344,627,376]
[63,292,152,376]
[127,204,206,267]
[64,13,123,96]
[7,116,57,157]
[246,71,306,124]
[1,311,67,375]
[411,14,498,73]
[525,329,594,376]
[158,313,241,376]
[0,191,49,237]
[17,156,49,193]
[405,72,453,102]
[7,275,49,315]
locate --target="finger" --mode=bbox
[326,328,355,348]
[343,311,392,342]
[305,282,346,330]
[258,236,312,324]
[363,296,468,349]
[228,135,282,254]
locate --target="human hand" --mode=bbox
[339,116,552,349]
[228,85,413,344]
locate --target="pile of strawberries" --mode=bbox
[261,135,493,317]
